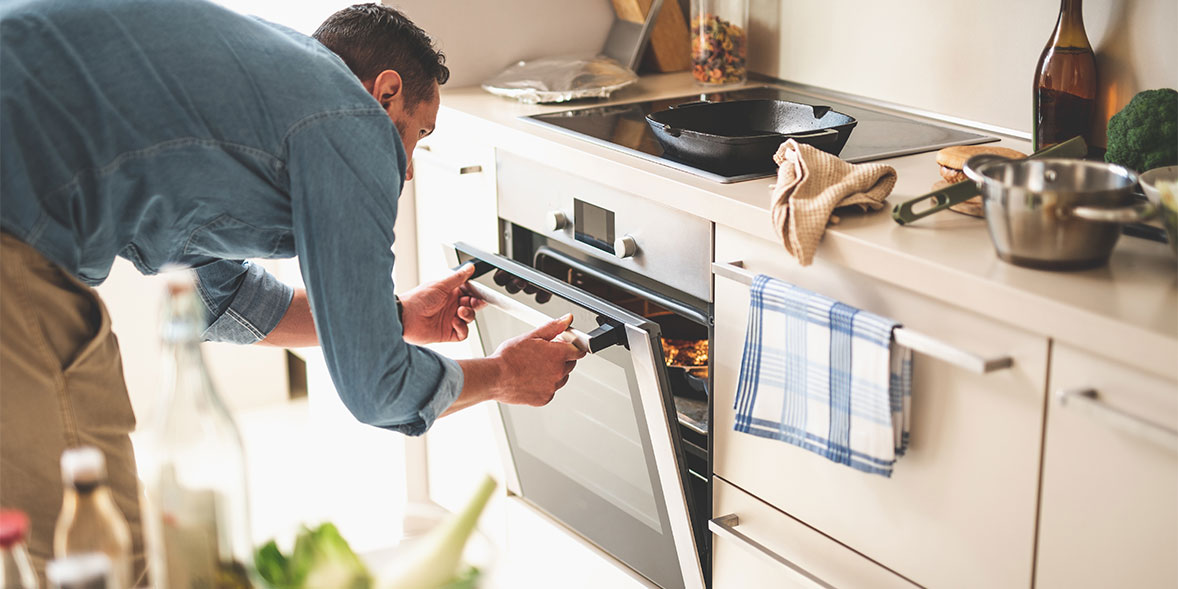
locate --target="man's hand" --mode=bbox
[488,314,587,407]
[400,263,485,345]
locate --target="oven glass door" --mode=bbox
[445,242,704,589]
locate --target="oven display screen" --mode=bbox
[574,199,615,254]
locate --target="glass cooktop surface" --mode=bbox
[524,86,998,183]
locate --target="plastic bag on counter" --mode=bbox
[481,54,638,104]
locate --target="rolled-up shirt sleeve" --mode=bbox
[282,108,463,436]
[194,259,294,344]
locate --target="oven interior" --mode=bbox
[507,226,713,579]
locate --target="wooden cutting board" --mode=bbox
[611,0,692,73]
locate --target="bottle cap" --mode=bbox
[60,446,107,486]
[0,509,30,547]
[46,552,111,588]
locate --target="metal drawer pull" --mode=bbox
[709,514,836,589]
[1057,388,1178,454]
[413,145,483,175]
[712,261,1014,375]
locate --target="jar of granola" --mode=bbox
[690,0,748,86]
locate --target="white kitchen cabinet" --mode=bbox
[411,107,499,285]
[712,225,1049,589]
[1034,343,1178,588]
[712,477,918,589]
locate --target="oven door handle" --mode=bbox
[464,280,624,353]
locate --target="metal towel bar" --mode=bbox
[712,261,1014,375]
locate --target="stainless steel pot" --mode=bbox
[964,156,1151,270]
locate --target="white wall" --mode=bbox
[387,0,616,88]
[748,0,1178,142]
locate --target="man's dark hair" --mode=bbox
[313,3,449,110]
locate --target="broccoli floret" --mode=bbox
[1105,88,1178,172]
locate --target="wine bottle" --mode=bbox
[138,273,254,589]
[1032,0,1097,151]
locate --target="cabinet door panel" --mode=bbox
[1035,343,1178,588]
[713,226,1047,589]
[412,115,498,283]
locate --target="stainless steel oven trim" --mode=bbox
[629,324,707,589]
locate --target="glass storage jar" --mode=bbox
[690,0,748,86]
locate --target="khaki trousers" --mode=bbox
[0,233,145,586]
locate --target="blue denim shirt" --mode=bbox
[0,0,462,435]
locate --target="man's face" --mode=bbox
[390,81,440,181]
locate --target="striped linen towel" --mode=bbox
[733,274,913,477]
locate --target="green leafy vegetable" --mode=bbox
[1105,88,1178,172]
[254,477,497,588]
[255,523,373,589]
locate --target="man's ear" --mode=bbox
[369,69,404,109]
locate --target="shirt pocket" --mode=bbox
[183,213,288,260]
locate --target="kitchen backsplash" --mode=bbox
[393,0,1175,144]
[748,0,1176,143]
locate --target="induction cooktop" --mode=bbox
[524,86,998,183]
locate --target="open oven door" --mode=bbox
[444,242,705,589]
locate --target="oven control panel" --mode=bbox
[497,151,712,302]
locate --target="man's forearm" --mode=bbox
[442,358,504,417]
[259,288,319,347]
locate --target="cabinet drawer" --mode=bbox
[1035,343,1178,588]
[712,226,1047,588]
[712,476,918,589]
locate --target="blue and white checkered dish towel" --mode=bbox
[733,274,913,477]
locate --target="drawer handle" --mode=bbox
[413,145,484,175]
[1057,388,1178,454]
[712,261,1014,375]
[709,514,837,589]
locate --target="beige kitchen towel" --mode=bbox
[770,139,897,266]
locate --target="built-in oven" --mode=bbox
[443,151,713,589]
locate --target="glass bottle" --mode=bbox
[690,0,748,86]
[45,554,110,589]
[1,510,39,589]
[53,448,131,589]
[1032,0,1096,151]
[138,273,254,589]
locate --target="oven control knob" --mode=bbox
[546,210,569,232]
[613,235,638,259]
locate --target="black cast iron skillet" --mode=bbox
[645,98,858,173]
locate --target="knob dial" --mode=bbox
[546,211,569,232]
[613,235,638,259]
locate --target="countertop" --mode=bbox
[435,72,1178,381]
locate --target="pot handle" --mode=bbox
[891,180,980,225]
[891,136,1090,226]
[787,128,838,141]
[652,121,682,137]
[1071,201,1156,223]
